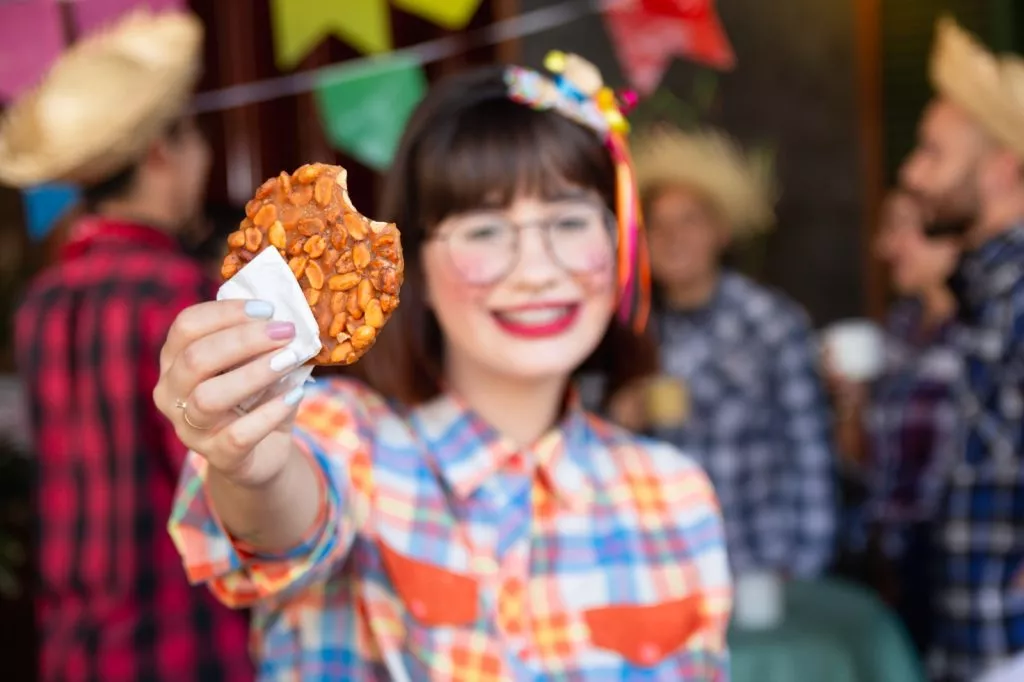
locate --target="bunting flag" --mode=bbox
[270,0,392,70]
[391,0,483,31]
[71,0,186,38]
[0,0,65,101]
[22,183,80,241]
[314,55,426,171]
[603,0,735,95]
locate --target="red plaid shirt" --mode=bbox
[16,217,253,682]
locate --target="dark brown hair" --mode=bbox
[355,65,658,406]
[81,118,189,211]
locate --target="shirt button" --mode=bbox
[471,556,498,574]
[410,599,427,619]
[638,643,660,665]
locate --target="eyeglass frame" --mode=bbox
[427,200,619,286]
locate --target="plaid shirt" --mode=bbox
[862,299,960,558]
[16,217,253,682]
[927,224,1024,682]
[170,379,732,681]
[650,272,837,578]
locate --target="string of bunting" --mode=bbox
[1,0,734,239]
[196,0,733,170]
[199,0,609,171]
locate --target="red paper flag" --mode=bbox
[0,0,65,101]
[72,0,186,38]
[604,0,735,95]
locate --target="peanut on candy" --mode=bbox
[222,163,404,365]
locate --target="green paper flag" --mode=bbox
[314,55,427,171]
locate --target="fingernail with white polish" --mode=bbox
[283,386,305,406]
[245,300,274,319]
[269,348,300,372]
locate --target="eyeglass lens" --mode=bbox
[443,203,615,285]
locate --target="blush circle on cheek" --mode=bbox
[581,245,614,271]
[458,260,493,284]
[575,266,616,299]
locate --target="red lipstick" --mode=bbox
[491,303,580,339]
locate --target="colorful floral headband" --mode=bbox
[505,51,650,334]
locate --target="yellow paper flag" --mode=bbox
[391,0,483,31]
[271,0,392,70]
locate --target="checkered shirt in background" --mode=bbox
[650,271,837,578]
[928,224,1024,682]
[862,299,961,558]
[16,218,253,682]
[170,379,733,681]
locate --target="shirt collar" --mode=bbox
[59,215,183,261]
[411,389,596,510]
[951,223,1024,317]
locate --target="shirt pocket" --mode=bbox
[583,595,704,667]
[377,540,478,627]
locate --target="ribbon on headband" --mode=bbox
[504,51,651,335]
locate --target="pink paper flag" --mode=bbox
[0,0,65,101]
[603,0,735,95]
[72,0,185,38]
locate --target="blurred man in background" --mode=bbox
[0,10,252,682]
[610,126,836,579]
[900,17,1024,682]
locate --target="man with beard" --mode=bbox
[900,17,1024,682]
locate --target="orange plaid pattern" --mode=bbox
[497,577,526,636]
[170,379,732,680]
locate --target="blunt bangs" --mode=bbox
[415,97,616,230]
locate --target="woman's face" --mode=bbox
[422,192,617,384]
[645,186,727,290]
[874,193,959,296]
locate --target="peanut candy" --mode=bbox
[221,162,404,365]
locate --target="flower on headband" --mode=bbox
[505,51,636,139]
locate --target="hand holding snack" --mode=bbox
[154,163,403,487]
[223,162,403,365]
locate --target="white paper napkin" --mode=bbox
[217,248,322,411]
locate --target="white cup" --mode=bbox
[733,570,784,630]
[822,319,885,382]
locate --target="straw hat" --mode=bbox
[930,16,1024,158]
[0,9,202,188]
[633,126,777,238]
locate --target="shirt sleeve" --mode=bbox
[771,309,837,577]
[167,381,375,609]
[960,284,1024,459]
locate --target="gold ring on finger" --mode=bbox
[175,398,213,431]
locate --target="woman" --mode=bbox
[831,189,961,652]
[155,58,731,679]
[611,126,837,579]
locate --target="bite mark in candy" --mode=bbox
[222,163,404,366]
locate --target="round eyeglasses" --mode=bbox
[431,201,617,285]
